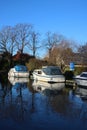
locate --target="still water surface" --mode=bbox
[0,76,87,130]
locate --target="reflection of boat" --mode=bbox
[32,80,65,94]
[32,66,65,83]
[8,76,29,85]
[74,72,87,87]
[75,86,87,100]
[8,65,29,78]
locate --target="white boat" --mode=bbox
[8,65,29,78]
[74,72,87,87]
[32,66,65,83]
[32,80,65,93]
[8,76,29,85]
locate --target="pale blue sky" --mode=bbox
[0,0,87,48]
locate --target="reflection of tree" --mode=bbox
[8,81,36,122]
[0,77,12,120]
[0,77,12,104]
[48,89,87,121]
[18,87,24,120]
[50,94,71,114]
[30,92,35,113]
[0,80,27,121]
[27,80,36,113]
[0,77,37,123]
[12,83,27,121]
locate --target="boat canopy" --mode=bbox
[14,65,28,72]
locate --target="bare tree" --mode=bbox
[44,32,62,61]
[29,31,40,57]
[78,42,87,54]
[0,26,17,67]
[0,26,10,53]
[15,23,33,54]
[8,27,17,55]
[78,42,87,64]
[50,39,75,68]
[56,40,74,64]
[0,26,17,54]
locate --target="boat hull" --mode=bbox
[8,72,29,78]
[74,78,87,87]
[33,73,65,83]
[8,68,29,78]
[74,72,87,87]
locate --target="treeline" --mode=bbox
[0,23,87,70]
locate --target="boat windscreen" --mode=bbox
[43,67,62,75]
[80,73,87,77]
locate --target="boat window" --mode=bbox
[38,71,42,74]
[43,67,62,75]
[51,68,62,75]
[80,73,87,77]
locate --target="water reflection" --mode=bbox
[32,80,65,95]
[0,75,11,99]
[75,86,87,100]
[32,80,87,128]
[8,77,29,85]
[0,77,87,130]
[0,77,30,122]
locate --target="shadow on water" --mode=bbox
[0,76,87,130]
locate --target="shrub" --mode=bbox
[26,58,48,71]
[74,66,87,75]
[64,70,74,80]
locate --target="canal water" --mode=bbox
[0,76,87,130]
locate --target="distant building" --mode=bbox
[12,51,35,62]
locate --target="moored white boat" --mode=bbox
[8,65,29,78]
[32,66,65,83]
[74,72,87,87]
